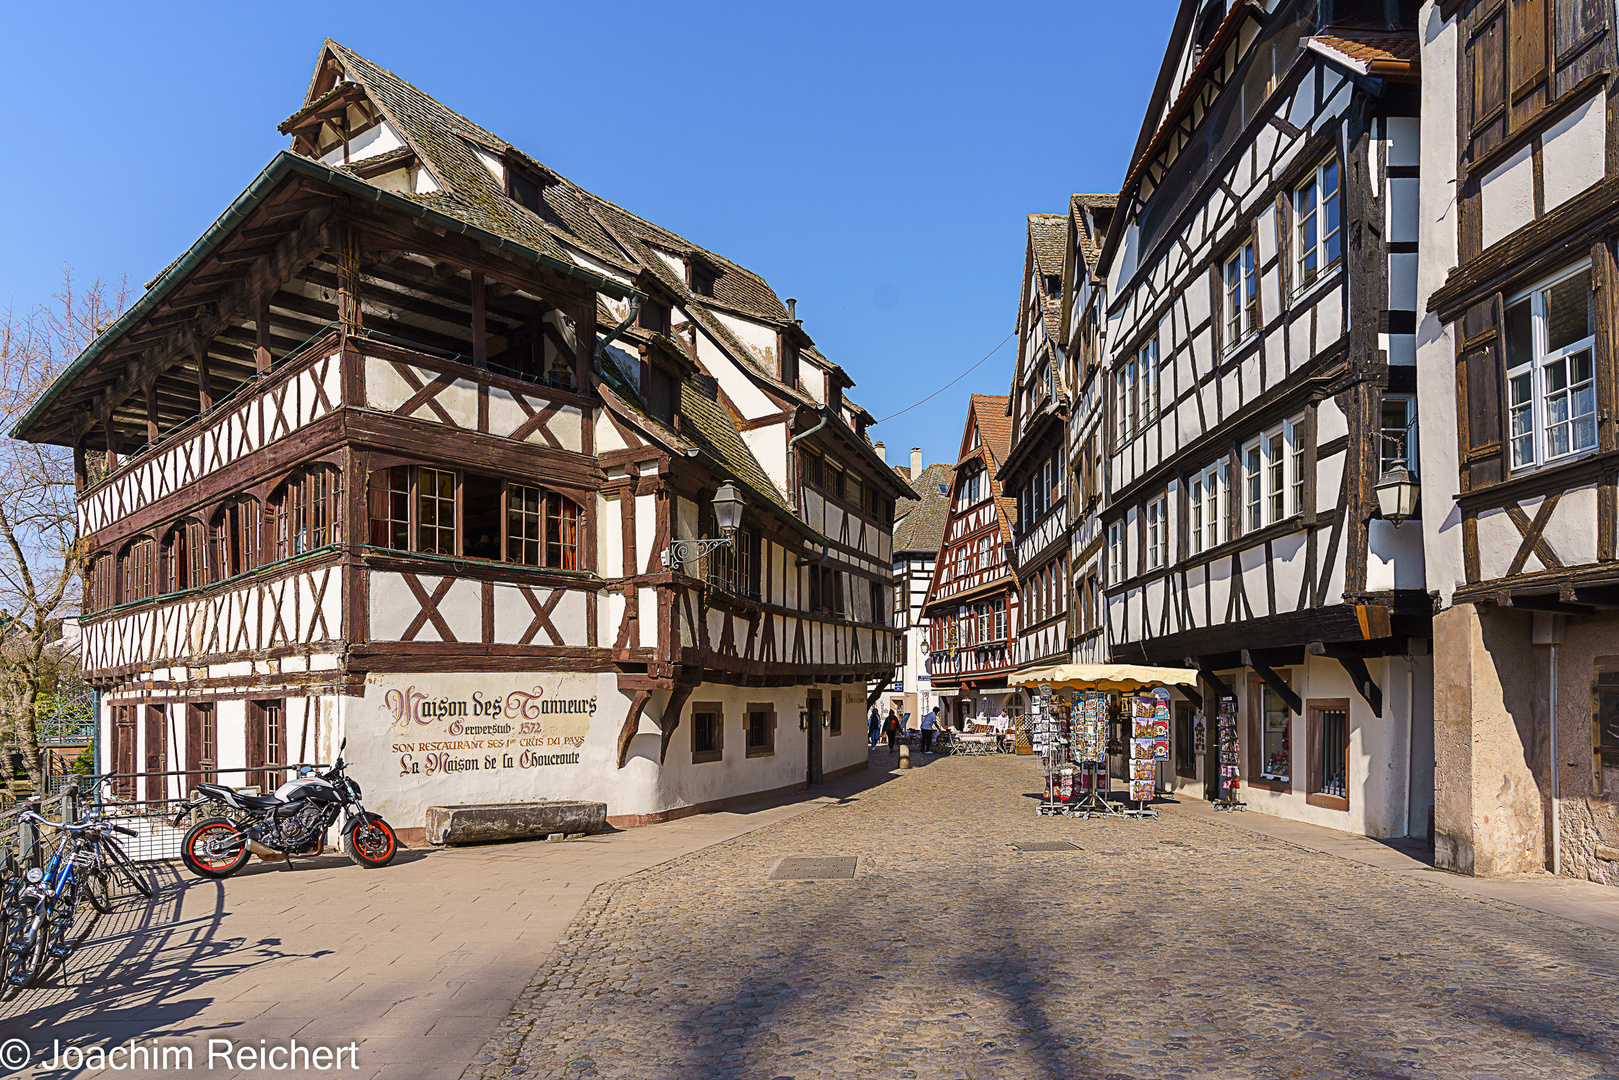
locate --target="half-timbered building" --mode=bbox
[1416,0,1619,882]
[921,395,1020,729]
[15,41,907,835]
[1002,216,1074,680]
[1092,0,1434,836]
[1061,194,1119,664]
[884,450,953,722]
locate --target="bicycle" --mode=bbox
[0,810,141,998]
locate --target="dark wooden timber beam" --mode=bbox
[657,683,694,764]
[1334,655,1383,718]
[1183,656,1233,703]
[616,690,652,768]
[1242,650,1302,715]
[470,270,487,367]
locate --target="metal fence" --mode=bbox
[1,764,320,866]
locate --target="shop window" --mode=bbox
[248,699,286,792]
[691,703,724,764]
[745,704,775,757]
[1251,678,1292,788]
[1175,703,1197,778]
[1595,668,1619,795]
[271,465,341,561]
[1307,700,1350,811]
[186,702,217,788]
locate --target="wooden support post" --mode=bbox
[103,420,118,469]
[195,344,213,413]
[146,380,159,444]
[337,225,363,345]
[255,297,272,374]
[1242,649,1303,715]
[72,442,87,493]
[1333,655,1383,718]
[573,298,596,393]
[470,270,487,366]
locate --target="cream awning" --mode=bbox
[1008,663,1200,692]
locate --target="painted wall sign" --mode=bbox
[374,675,598,779]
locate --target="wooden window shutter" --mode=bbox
[1471,11,1508,129]
[246,701,266,786]
[1510,0,1548,99]
[1458,296,1507,489]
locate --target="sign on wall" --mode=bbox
[372,675,597,779]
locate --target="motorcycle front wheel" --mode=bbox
[345,816,398,868]
[181,818,251,879]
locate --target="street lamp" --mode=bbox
[660,482,749,570]
[1374,420,1421,528]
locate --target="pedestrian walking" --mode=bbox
[885,711,901,752]
[920,706,939,754]
[868,707,881,749]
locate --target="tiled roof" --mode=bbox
[892,462,954,554]
[971,394,1013,465]
[1027,214,1067,281]
[1304,29,1420,76]
[317,42,830,409]
[1070,193,1119,271]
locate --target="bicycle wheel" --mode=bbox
[102,838,154,897]
[1,912,49,999]
[84,866,113,915]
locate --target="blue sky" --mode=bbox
[0,1,1175,470]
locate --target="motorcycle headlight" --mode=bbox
[348,778,362,798]
[24,868,43,884]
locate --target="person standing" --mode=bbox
[868,707,881,750]
[885,710,901,752]
[920,706,938,755]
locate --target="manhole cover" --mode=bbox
[771,856,858,880]
[1013,841,1079,852]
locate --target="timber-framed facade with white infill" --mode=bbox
[921,395,1021,729]
[1002,215,1075,685]
[1092,0,1434,837]
[1417,0,1619,883]
[18,41,907,836]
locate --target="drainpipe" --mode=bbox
[1550,643,1561,876]
[593,295,643,371]
[1403,656,1414,838]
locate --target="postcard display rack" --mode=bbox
[1034,684,1119,819]
[1034,684,1068,817]
[1212,695,1246,811]
[1124,689,1170,820]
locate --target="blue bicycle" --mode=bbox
[1,810,141,998]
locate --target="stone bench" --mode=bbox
[424,800,608,846]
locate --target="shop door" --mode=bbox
[1203,706,1219,801]
[806,690,823,786]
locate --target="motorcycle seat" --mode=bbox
[197,783,280,810]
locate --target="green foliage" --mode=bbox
[70,743,96,775]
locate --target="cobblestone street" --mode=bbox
[469,751,1619,1080]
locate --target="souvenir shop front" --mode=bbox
[1009,665,1246,819]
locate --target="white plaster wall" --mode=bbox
[1541,91,1606,211]
[1479,144,1535,250]
[1416,0,1466,607]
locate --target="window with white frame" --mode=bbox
[1116,360,1137,444]
[1146,496,1168,570]
[1294,159,1342,289]
[1224,240,1258,345]
[1505,264,1596,470]
[1108,520,1124,583]
[1266,428,1286,522]
[1244,441,1263,532]
[1380,397,1417,475]
[1138,339,1159,423]
[1189,461,1226,555]
[1286,417,1306,515]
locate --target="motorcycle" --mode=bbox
[173,740,397,878]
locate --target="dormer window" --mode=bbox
[1043,274,1061,297]
[781,342,799,388]
[639,301,671,335]
[687,257,717,297]
[505,164,543,213]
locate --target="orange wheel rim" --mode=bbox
[191,825,243,870]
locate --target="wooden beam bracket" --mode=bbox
[1242,650,1303,715]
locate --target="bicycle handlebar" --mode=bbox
[16,810,135,837]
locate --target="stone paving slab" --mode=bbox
[467,751,1619,1080]
[0,768,886,1080]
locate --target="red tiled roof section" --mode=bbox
[972,394,1013,465]
[1304,29,1419,77]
